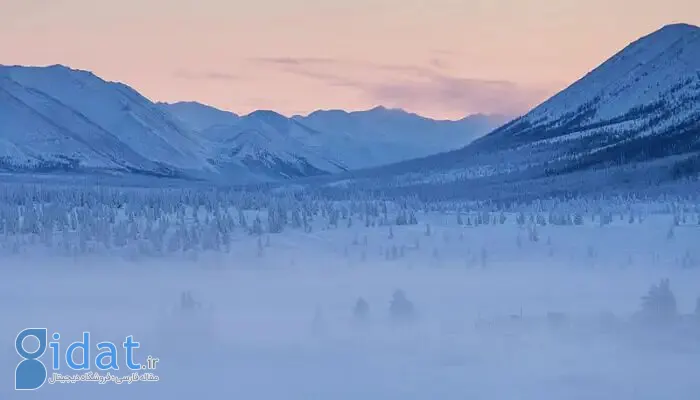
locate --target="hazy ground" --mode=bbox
[2,212,699,399]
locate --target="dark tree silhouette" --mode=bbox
[180,290,200,311]
[353,297,370,321]
[639,278,677,324]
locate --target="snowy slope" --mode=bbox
[526,23,700,127]
[343,23,700,191]
[157,101,240,132]
[472,23,700,167]
[202,111,348,181]
[0,65,213,176]
[295,107,507,168]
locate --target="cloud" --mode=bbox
[174,70,239,81]
[250,56,555,116]
[367,76,552,117]
[251,57,435,77]
[252,57,336,66]
[274,68,360,88]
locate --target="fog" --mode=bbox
[3,255,700,399]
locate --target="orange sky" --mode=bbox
[1,0,699,119]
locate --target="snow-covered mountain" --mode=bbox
[0,65,501,182]
[161,102,506,172]
[475,23,700,168]
[0,64,213,177]
[293,107,507,168]
[199,110,349,181]
[342,23,700,194]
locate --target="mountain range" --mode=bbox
[0,65,505,183]
[159,102,507,181]
[1,22,698,194]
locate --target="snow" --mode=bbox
[157,101,240,132]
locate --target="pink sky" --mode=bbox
[2,0,699,119]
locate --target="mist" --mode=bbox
[2,205,699,400]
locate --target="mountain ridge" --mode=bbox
[0,64,213,177]
[160,100,506,173]
[0,64,504,182]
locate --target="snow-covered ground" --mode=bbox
[2,199,700,399]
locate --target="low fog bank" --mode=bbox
[2,261,699,400]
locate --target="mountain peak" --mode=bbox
[367,105,405,113]
[636,22,700,47]
[162,101,239,116]
[656,22,699,33]
[45,63,75,70]
[165,100,208,107]
[346,106,414,118]
[2,64,95,75]
[245,109,287,119]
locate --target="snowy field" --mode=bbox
[1,194,700,399]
